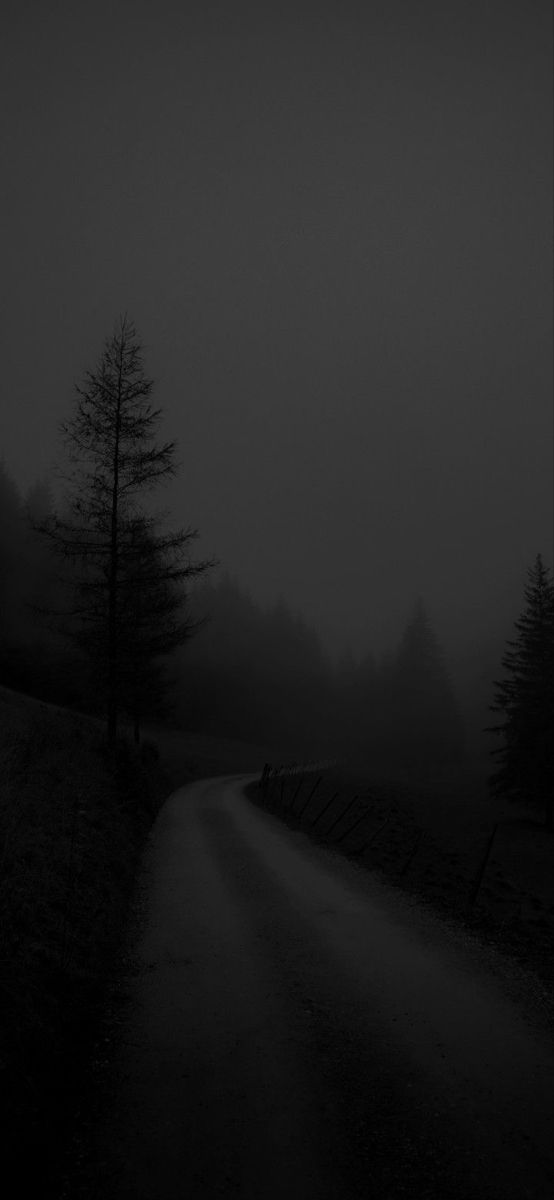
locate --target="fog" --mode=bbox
[1,0,552,684]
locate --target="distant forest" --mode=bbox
[179,576,466,768]
[1,456,482,772]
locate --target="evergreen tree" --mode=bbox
[0,461,23,640]
[393,598,464,768]
[176,575,331,753]
[0,462,25,683]
[117,514,206,742]
[39,315,212,743]
[488,554,554,826]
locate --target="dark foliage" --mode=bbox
[488,554,554,825]
[36,316,213,742]
[117,514,208,740]
[178,575,334,756]
[0,462,85,707]
[391,598,465,768]
[177,577,466,770]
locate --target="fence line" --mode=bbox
[256,764,513,920]
[325,794,359,840]
[297,776,322,820]
[260,758,337,785]
[311,791,339,830]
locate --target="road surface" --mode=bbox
[74,775,554,1198]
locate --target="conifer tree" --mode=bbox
[488,554,554,826]
[0,462,23,640]
[40,315,213,743]
[393,598,464,768]
[117,514,207,742]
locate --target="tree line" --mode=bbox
[176,575,466,771]
[1,314,552,816]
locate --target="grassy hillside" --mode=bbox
[0,688,160,1191]
[0,685,276,1196]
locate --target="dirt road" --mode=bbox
[76,775,554,1198]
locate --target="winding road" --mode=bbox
[80,775,554,1199]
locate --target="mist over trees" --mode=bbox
[391,599,465,767]
[7,439,549,787]
[176,576,333,753]
[3,322,549,784]
[1,443,479,774]
[0,460,76,701]
[0,461,24,650]
[175,574,466,770]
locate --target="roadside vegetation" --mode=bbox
[0,686,163,1192]
[0,684,275,1196]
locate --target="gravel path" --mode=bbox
[75,774,554,1199]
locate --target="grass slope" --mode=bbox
[0,687,167,1193]
[0,685,275,1196]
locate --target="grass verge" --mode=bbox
[246,762,554,1019]
[0,685,282,1196]
[0,685,171,1195]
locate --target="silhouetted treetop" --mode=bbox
[488,553,554,824]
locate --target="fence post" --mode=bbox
[354,816,389,857]
[325,795,359,839]
[467,823,499,911]
[399,829,423,878]
[312,791,339,829]
[334,807,371,846]
[297,776,322,820]
[288,776,304,813]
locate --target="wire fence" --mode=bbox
[256,761,502,913]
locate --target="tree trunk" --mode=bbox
[107,352,123,746]
[107,694,117,747]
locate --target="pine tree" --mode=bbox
[488,554,554,826]
[393,598,464,769]
[0,461,23,643]
[117,514,208,742]
[39,315,213,743]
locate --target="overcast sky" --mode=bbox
[1,0,552,661]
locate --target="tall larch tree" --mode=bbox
[41,315,212,744]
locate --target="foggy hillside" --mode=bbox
[0,459,506,775]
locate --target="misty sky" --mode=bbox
[1,0,552,662]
